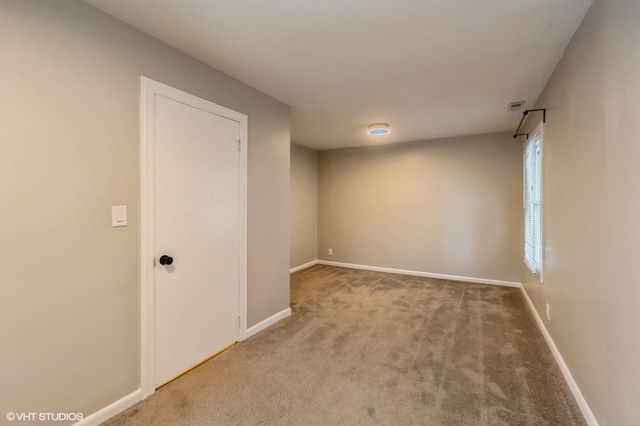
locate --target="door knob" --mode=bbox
[159,255,173,265]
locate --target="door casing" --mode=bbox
[139,76,248,398]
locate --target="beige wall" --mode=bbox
[0,0,290,420]
[290,144,318,269]
[521,0,640,424]
[318,133,522,282]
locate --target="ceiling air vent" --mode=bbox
[508,101,526,111]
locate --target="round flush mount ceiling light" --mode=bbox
[367,123,390,136]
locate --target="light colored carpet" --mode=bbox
[104,265,586,425]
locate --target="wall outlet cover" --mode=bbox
[545,303,551,320]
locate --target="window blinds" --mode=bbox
[524,132,542,275]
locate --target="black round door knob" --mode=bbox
[159,255,173,265]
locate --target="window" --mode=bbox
[524,127,542,277]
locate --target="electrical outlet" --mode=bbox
[545,303,551,320]
[328,248,333,256]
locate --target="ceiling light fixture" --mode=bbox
[367,123,390,136]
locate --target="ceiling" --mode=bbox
[84,0,593,150]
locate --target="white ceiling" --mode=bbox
[84,0,592,150]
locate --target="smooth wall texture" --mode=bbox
[290,144,318,269]
[0,0,290,420]
[318,133,521,282]
[520,0,640,424]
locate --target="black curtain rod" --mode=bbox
[513,108,546,139]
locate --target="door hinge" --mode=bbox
[237,315,241,328]
[237,140,241,152]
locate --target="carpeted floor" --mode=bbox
[104,265,586,425]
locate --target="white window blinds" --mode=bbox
[524,131,542,275]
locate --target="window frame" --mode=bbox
[523,123,543,282]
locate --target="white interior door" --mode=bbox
[153,93,240,387]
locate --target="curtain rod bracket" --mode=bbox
[528,108,546,123]
[513,108,546,139]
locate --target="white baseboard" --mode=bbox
[246,307,292,338]
[76,307,292,425]
[75,389,141,426]
[317,260,521,288]
[520,288,599,426]
[76,307,292,424]
[290,260,318,274]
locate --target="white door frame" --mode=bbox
[139,76,248,398]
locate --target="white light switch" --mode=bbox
[112,205,127,227]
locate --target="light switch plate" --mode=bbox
[112,205,127,227]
